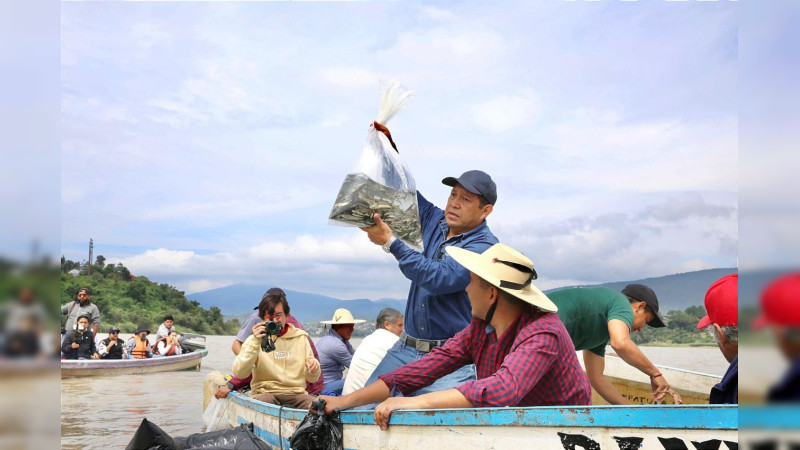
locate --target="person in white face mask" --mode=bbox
[61,314,99,360]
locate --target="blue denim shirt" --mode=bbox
[388,191,498,341]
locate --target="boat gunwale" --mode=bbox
[60,348,207,372]
[229,392,738,430]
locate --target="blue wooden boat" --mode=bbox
[219,392,737,450]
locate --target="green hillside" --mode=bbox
[60,256,240,335]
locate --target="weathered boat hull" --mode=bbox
[223,392,737,450]
[593,355,720,405]
[60,349,208,377]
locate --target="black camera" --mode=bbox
[264,320,283,336]
[260,308,283,353]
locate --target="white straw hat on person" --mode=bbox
[321,308,366,325]
[445,243,557,312]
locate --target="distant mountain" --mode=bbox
[547,268,739,312]
[187,284,405,323]
[188,268,756,323]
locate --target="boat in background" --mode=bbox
[180,333,207,353]
[220,392,737,450]
[61,348,208,377]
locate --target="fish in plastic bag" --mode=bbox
[328,80,424,251]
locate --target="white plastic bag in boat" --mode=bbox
[202,397,234,432]
[328,80,424,251]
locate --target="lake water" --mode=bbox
[60,335,737,449]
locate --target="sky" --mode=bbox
[60,1,740,300]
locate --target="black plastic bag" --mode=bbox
[289,398,343,450]
[175,422,269,449]
[126,418,269,450]
[125,418,184,450]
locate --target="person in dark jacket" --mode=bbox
[755,273,800,402]
[61,314,99,360]
[98,326,127,359]
[696,274,738,404]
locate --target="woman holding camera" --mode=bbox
[231,293,321,409]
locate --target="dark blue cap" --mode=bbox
[442,170,497,205]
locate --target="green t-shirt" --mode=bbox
[549,287,634,356]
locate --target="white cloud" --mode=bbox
[131,22,171,57]
[469,90,542,133]
[321,112,350,127]
[389,27,506,68]
[419,6,457,22]
[318,67,379,90]
[676,258,717,273]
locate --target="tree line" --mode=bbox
[632,305,716,346]
[61,256,240,335]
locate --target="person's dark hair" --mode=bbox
[164,314,174,321]
[258,292,290,319]
[477,195,490,208]
[78,287,91,295]
[76,313,91,323]
[626,296,653,314]
[376,308,403,330]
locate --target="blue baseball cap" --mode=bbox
[442,170,497,205]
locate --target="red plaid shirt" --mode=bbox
[379,308,591,407]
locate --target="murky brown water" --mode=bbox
[60,335,736,448]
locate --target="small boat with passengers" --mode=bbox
[61,348,208,377]
[62,333,208,377]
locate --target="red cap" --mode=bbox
[697,274,739,329]
[753,273,800,329]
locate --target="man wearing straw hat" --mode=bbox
[318,244,591,427]
[317,308,366,394]
[361,169,499,394]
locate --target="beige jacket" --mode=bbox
[232,324,321,395]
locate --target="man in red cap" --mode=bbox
[755,273,800,402]
[696,274,738,404]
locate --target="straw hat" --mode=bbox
[321,308,366,325]
[445,243,557,312]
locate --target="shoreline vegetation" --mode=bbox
[61,256,241,335]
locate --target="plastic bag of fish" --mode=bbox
[328,81,424,251]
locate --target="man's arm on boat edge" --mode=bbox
[318,379,391,414]
[373,389,472,430]
[608,320,683,404]
[374,389,474,430]
[317,381,472,430]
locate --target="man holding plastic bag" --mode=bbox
[329,81,499,395]
[360,170,499,394]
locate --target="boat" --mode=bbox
[220,393,737,450]
[61,348,208,377]
[203,356,740,449]
[180,333,207,353]
[591,355,720,405]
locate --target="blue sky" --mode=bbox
[61,2,739,299]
